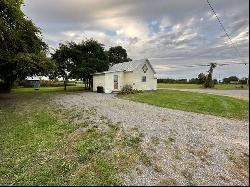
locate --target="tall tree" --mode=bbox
[70,39,109,89]
[107,46,131,66]
[52,39,109,90]
[51,43,73,90]
[0,0,54,92]
[204,63,217,88]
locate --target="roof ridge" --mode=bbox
[109,59,146,68]
[106,58,156,74]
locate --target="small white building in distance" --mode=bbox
[93,59,157,93]
[25,76,40,88]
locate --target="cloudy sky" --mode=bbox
[23,0,249,79]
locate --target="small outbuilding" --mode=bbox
[25,76,40,88]
[93,59,157,93]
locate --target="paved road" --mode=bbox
[159,88,249,100]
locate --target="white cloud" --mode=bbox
[23,0,249,78]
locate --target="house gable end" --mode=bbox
[133,59,156,75]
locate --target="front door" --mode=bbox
[114,75,118,90]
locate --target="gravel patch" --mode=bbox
[54,92,249,186]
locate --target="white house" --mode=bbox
[93,59,157,93]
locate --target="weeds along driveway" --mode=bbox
[54,92,249,186]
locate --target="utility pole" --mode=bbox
[243,63,249,85]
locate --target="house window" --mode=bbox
[142,76,147,82]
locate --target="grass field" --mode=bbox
[12,85,86,93]
[0,93,149,185]
[157,83,249,90]
[118,90,249,121]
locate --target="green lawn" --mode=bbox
[158,83,249,90]
[118,90,249,121]
[158,83,202,89]
[0,93,150,185]
[12,86,86,93]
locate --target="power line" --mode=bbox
[206,0,246,65]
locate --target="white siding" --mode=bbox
[127,62,157,91]
[93,61,157,93]
[93,72,125,93]
[93,74,105,92]
[104,72,124,93]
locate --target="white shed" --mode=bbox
[93,59,157,93]
[25,76,41,88]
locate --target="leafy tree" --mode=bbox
[70,39,109,89]
[188,78,199,84]
[198,73,206,84]
[223,76,239,84]
[213,79,218,85]
[0,0,54,92]
[52,39,109,90]
[51,43,73,90]
[107,46,131,66]
[239,77,248,85]
[204,63,217,88]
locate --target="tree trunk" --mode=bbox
[87,78,89,89]
[64,81,66,91]
[63,76,68,91]
[90,76,93,89]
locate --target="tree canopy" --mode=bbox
[51,39,109,90]
[198,73,206,84]
[107,46,131,66]
[0,0,54,92]
[223,76,239,84]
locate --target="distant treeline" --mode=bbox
[157,78,217,84]
[157,79,188,84]
[158,76,248,84]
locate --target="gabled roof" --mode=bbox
[25,76,40,81]
[109,59,156,74]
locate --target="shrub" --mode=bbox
[41,80,76,87]
[119,85,142,95]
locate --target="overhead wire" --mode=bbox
[206,0,247,65]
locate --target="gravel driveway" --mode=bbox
[159,88,249,100]
[54,92,249,186]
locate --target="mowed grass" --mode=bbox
[158,83,202,89]
[157,83,249,90]
[118,90,249,121]
[0,95,74,185]
[0,93,149,185]
[12,85,86,93]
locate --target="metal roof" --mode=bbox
[25,76,40,81]
[92,59,156,75]
[93,70,125,75]
[109,59,156,74]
